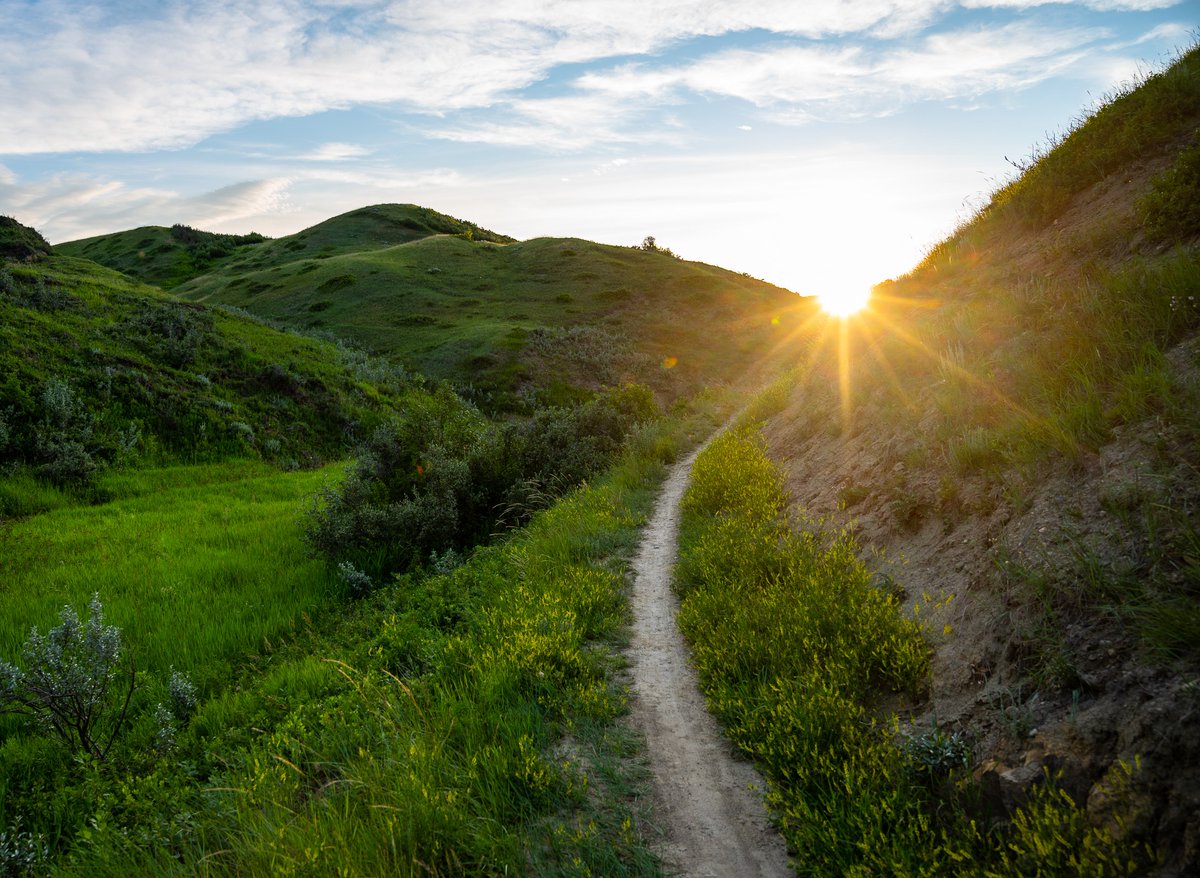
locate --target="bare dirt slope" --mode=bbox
[627,443,792,878]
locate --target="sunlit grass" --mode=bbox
[675,417,1149,875]
[0,461,343,688]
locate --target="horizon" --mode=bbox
[0,1,1192,296]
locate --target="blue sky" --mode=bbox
[0,1,1192,297]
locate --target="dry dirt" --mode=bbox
[627,441,792,878]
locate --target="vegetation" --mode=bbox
[0,381,727,875]
[0,595,136,762]
[677,419,1149,875]
[742,43,1200,873]
[986,44,1200,230]
[54,224,267,290]
[305,383,659,579]
[136,205,804,408]
[0,217,52,262]
[0,244,441,503]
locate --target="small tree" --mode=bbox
[0,594,137,761]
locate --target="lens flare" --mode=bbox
[817,286,870,317]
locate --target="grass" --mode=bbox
[54,225,265,290]
[165,210,805,407]
[0,460,343,689]
[985,44,1200,230]
[674,419,1151,875]
[0,392,732,876]
[0,245,445,491]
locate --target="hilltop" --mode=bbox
[64,204,806,408]
[756,44,1200,873]
[0,221,446,516]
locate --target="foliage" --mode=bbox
[676,423,1152,874]
[0,393,727,875]
[145,207,802,409]
[903,722,971,783]
[980,766,1146,878]
[0,249,432,490]
[988,44,1200,229]
[677,425,939,872]
[0,216,51,261]
[0,595,136,761]
[0,818,46,877]
[305,383,658,580]
[1139,137,1200,243]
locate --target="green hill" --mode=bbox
[63,204,802,408]
[55,223,269,290]
[0,226,439,515]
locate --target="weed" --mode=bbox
[903,721,971,783]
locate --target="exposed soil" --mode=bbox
[627,442,791,878]
[761,331,1200,874]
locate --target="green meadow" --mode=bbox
[0,461,342,687]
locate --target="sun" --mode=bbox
[816,285,871,317]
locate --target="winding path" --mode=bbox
[627,443,792,878]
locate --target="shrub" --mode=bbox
[34,379,98,486]
[0,594,137,761]
[306,385,658,581]
[1139,138,1200,242]
[34,438,97,486]
[0,818,46,877]
[119,301,211,368]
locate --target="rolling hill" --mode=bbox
[1,219,434,499]
[63,204,807,408]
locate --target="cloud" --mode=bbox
[0,0,1159,155]
[452,20,1106,146]
[0,162,473,242]
[0,172,293,242]
[300,142,373,161]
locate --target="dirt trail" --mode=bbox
[628,443,791,878]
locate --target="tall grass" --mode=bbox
[0,400,731,875]
[675,423,1147,875]
[0,461,342,687]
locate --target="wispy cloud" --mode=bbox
[300,143,373,162]
[437,20,1109,148]
[0,0,1171,155]
[0,173,293,242]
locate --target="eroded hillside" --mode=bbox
[762,45,1200,873]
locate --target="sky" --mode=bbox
[0,1,1193,299]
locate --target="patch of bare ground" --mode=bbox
[627,443,791,878]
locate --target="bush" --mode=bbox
[305,384,658,582]
[34,438,97,486]
[1139,138,1200,242]
[34,379,99,486]
[119,301,212,368]
[0,594,137,761]
[0,818,46,877]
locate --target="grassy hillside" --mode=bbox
[55,204,515,292]
[160,205,804,407]
[2,209,748,874]
[0,236,435,515]
[55,224,269,290]
[741,44,1200,874]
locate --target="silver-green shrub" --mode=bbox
[0,594,136,760]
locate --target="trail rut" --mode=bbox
[628,444,791,878]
